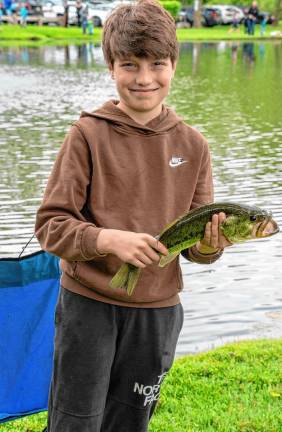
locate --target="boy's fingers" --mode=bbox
[217,212,232,248]
[152,238,169,256]
[144,247,161,263]
[143,235,168,255]
[202,221,211,246]
[218,212,226,224]
[130,258,146,268]
[136,254,154,265]
[210,214,219,248]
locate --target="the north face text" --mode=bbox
[133,372,168,406]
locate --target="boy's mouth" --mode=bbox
[130,88,159,92]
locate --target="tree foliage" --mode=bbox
[160,0,181,18]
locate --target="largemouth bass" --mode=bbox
[109,202,279,296]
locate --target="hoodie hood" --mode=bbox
[80,100,183,136]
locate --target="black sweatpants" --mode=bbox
[47,287,184,432]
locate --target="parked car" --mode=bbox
[178,6,221,27]
[42,0,77,23]
[87,0,132,26]
[211,5,245,24]
[42,0,66,18]
[86,2,113,26]
[42,0,132,26]
[26,0,42,16]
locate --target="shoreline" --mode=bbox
[0,24,281,47]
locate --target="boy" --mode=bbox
[35,1,230,431]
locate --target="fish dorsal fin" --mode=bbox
[157,212,189,239]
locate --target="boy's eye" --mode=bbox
[153,61,166,67]
[121,63,136,68]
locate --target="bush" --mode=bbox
[160,0,181,19]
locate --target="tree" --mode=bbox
[193,0,202,28]
[274,0,282,23]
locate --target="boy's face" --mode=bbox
[110,56,176,122]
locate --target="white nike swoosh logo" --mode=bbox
[169,159,188,167]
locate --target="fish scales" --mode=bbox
[159,202,255,250]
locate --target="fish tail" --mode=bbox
[109,264,141,296]
[126,267,142,296]
[109,263,130,290]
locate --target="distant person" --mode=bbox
[81,2,88,34]
[260,15,267,36]
[88,16,94,35]
[19,2,28,27]
[0,3,3,25]
[247,0,259,35]
[76,0,82,27]
[9,1,17,24]
[228,10,240,33]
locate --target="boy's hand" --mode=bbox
[96,229,169,268]
[196,212,233,254]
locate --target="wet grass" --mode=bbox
[150,339,282,432]
[0,24,102,45]
[0,339,281,432]
[0,24,281,46]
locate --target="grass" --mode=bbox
[0,23,282,46]
[150,339,282,432]
[0,339,281,432]
[0,24,103,46]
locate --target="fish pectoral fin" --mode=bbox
[159,251,180,268]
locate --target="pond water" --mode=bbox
[0,41,282,355]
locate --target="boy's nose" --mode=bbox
[135,68,153,86]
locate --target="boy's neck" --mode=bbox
[116,101,163,126]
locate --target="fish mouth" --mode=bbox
[256,217,280,238]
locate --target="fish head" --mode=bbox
[250,209,279,239]
[221,207,279,243]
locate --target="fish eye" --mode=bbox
[250,215,257,222]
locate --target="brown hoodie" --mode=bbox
[35,100,213,308]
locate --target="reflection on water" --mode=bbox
[0,41,282,354]
[0,43,105,68]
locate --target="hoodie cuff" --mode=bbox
[81,226,107,260]
[182,245,223,264]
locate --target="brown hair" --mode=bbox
[102,0,179,67]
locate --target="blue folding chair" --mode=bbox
[0,250,60,423]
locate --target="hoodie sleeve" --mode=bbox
[35,124,104,261]
[190,136,214,209]
[181,135,222,264]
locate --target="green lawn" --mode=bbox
[1,339,281,432]
[0,23,282,46]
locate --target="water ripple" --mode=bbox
[0,42,281,354]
